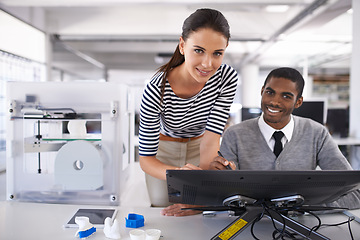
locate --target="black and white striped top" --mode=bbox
[139,64,238,156]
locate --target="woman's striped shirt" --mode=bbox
[139,63,238,156]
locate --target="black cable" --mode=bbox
[250,206,266,240]
[249,202,295,240]
[248,204,355,240]
[273,207,323,238]
[265,204,296,239]
[298,209,355,240]
[320,216,354,227]
[306,211,322,233]
[314,216,355,240]
[250,214,262,240]
[262,203,300,239]
[348,217,354,240]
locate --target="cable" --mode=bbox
[250,207,265,240]
[250,203,300,240]
[247,204,355,240]
[268,210,298,239]
[306,211,322,234]
[313,216,355,240]
[283,207,354,240]
[348,217,354,240]
[264,203,301,239]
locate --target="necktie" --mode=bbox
[273,131,284,157]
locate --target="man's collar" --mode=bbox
[258,113,294,143]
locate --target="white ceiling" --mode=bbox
[0,0,353,81]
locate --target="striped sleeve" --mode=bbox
[205,64,238,134]
[138,74,162,156]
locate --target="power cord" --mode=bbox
[250,203,300,239]
[249,204,356,240]
[310,215,355,240]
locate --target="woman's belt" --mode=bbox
[159,133,203,143]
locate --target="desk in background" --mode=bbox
[334,137,360,170]
[0,201,359,240]
[334,137,360,146]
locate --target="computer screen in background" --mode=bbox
[326,108,349,138]
[292,100,326,125]
[241,107,262,121]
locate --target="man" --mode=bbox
[211,67,360,209]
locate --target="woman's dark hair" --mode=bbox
[263,67,305,98]
[156,8,231,102]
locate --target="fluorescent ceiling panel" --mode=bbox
[0,10,46,63]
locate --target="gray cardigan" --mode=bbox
[220,116,360,209]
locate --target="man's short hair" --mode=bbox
[263,67,305,98]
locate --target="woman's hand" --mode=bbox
[177,163,202,170]
[160,204,202,217]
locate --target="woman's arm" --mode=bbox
[198,65,237,170]
[140,131,220,180]
[139,155,178,180]
[199,130,221,170]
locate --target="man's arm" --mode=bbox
[326,190,360,210]
[317,129,352,170]
[208,125,238,170]
[316,126,360,209]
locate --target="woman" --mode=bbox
[139,8,238,213]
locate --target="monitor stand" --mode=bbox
[210,195,331,240]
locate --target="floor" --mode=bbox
[0,162,151,206]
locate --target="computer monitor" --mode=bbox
[241,107,262,121]
[292,100,327,125]
[326,108,349,138]
[166,170,360,206]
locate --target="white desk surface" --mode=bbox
[1,201,360,240]
[333,137,360,146]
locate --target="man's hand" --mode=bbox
[160,204,202,217]
[209,156,236,170]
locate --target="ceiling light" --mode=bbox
[265,5,289,13]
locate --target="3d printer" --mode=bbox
[6,81,131,205]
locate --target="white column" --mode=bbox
[45,33,53,81]
[241,64,260,108]
[301,57,313,99]
[350,0,360,139]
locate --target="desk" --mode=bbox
[334,137,360,146]
[0,201,359,240]
[334,137,360,169]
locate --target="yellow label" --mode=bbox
[218,218,248,240]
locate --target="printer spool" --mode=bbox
[54,140,103,190]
